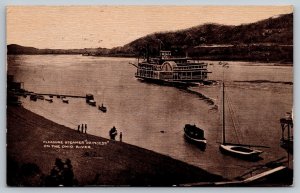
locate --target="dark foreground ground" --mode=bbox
[7,106,224,187]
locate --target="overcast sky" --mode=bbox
[7,6,293,49]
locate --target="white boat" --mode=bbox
[219,144,263,159]
[219,66,263,160]
[88,99,96,106]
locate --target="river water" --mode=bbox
[7,55,293,179]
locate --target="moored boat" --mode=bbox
[219,144,263,159]
[86,94,94,103]
[45,98,53,103]
[30,94,37,101]
[62,98,69,103]
[184,124,206,149]
[279,114,293,154]
[87,99,96,106]
[98,104,107,112]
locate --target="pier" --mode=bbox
[7,75,89,101]
[32,93,86,99]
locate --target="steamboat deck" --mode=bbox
[134,51,211,84]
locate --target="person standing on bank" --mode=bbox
[109,126,118,140]
[120,132,122,142]
[77,125,80,132]
[85,124,87,134]
[81,124,84,133]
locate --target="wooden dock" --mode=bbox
[33,93,86,98]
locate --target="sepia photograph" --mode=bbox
[6,5,293,186]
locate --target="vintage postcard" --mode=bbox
[7,6,293,186]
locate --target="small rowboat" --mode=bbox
[37,95,44,100]
[45,98,53,103]
[62,98,69,103]
[98,104,107,113]
[30,94,37,101]
[184,124,206,149]
[88,99,96,106]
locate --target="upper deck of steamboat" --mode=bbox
[137,58,209,72]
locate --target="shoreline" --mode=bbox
[7,106,224,186]
[7,54,293,65]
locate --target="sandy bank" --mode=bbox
[7,106,224,186]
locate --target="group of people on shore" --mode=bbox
[76,124,122,141]
[109,126,122,142]
[77,124,87,134]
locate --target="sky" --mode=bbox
[6,5,293,49]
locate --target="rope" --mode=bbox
[225,86,264,146]
[225,94,240,144]
[226,92,243,141]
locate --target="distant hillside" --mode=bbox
[7,44,110,55]
[7,44,39,54]
[121,13,293,51]
[7,13,293,62]
[112,13,293,62]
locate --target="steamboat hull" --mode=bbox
[135,76,198,87]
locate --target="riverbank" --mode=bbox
[7,106,224,186]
